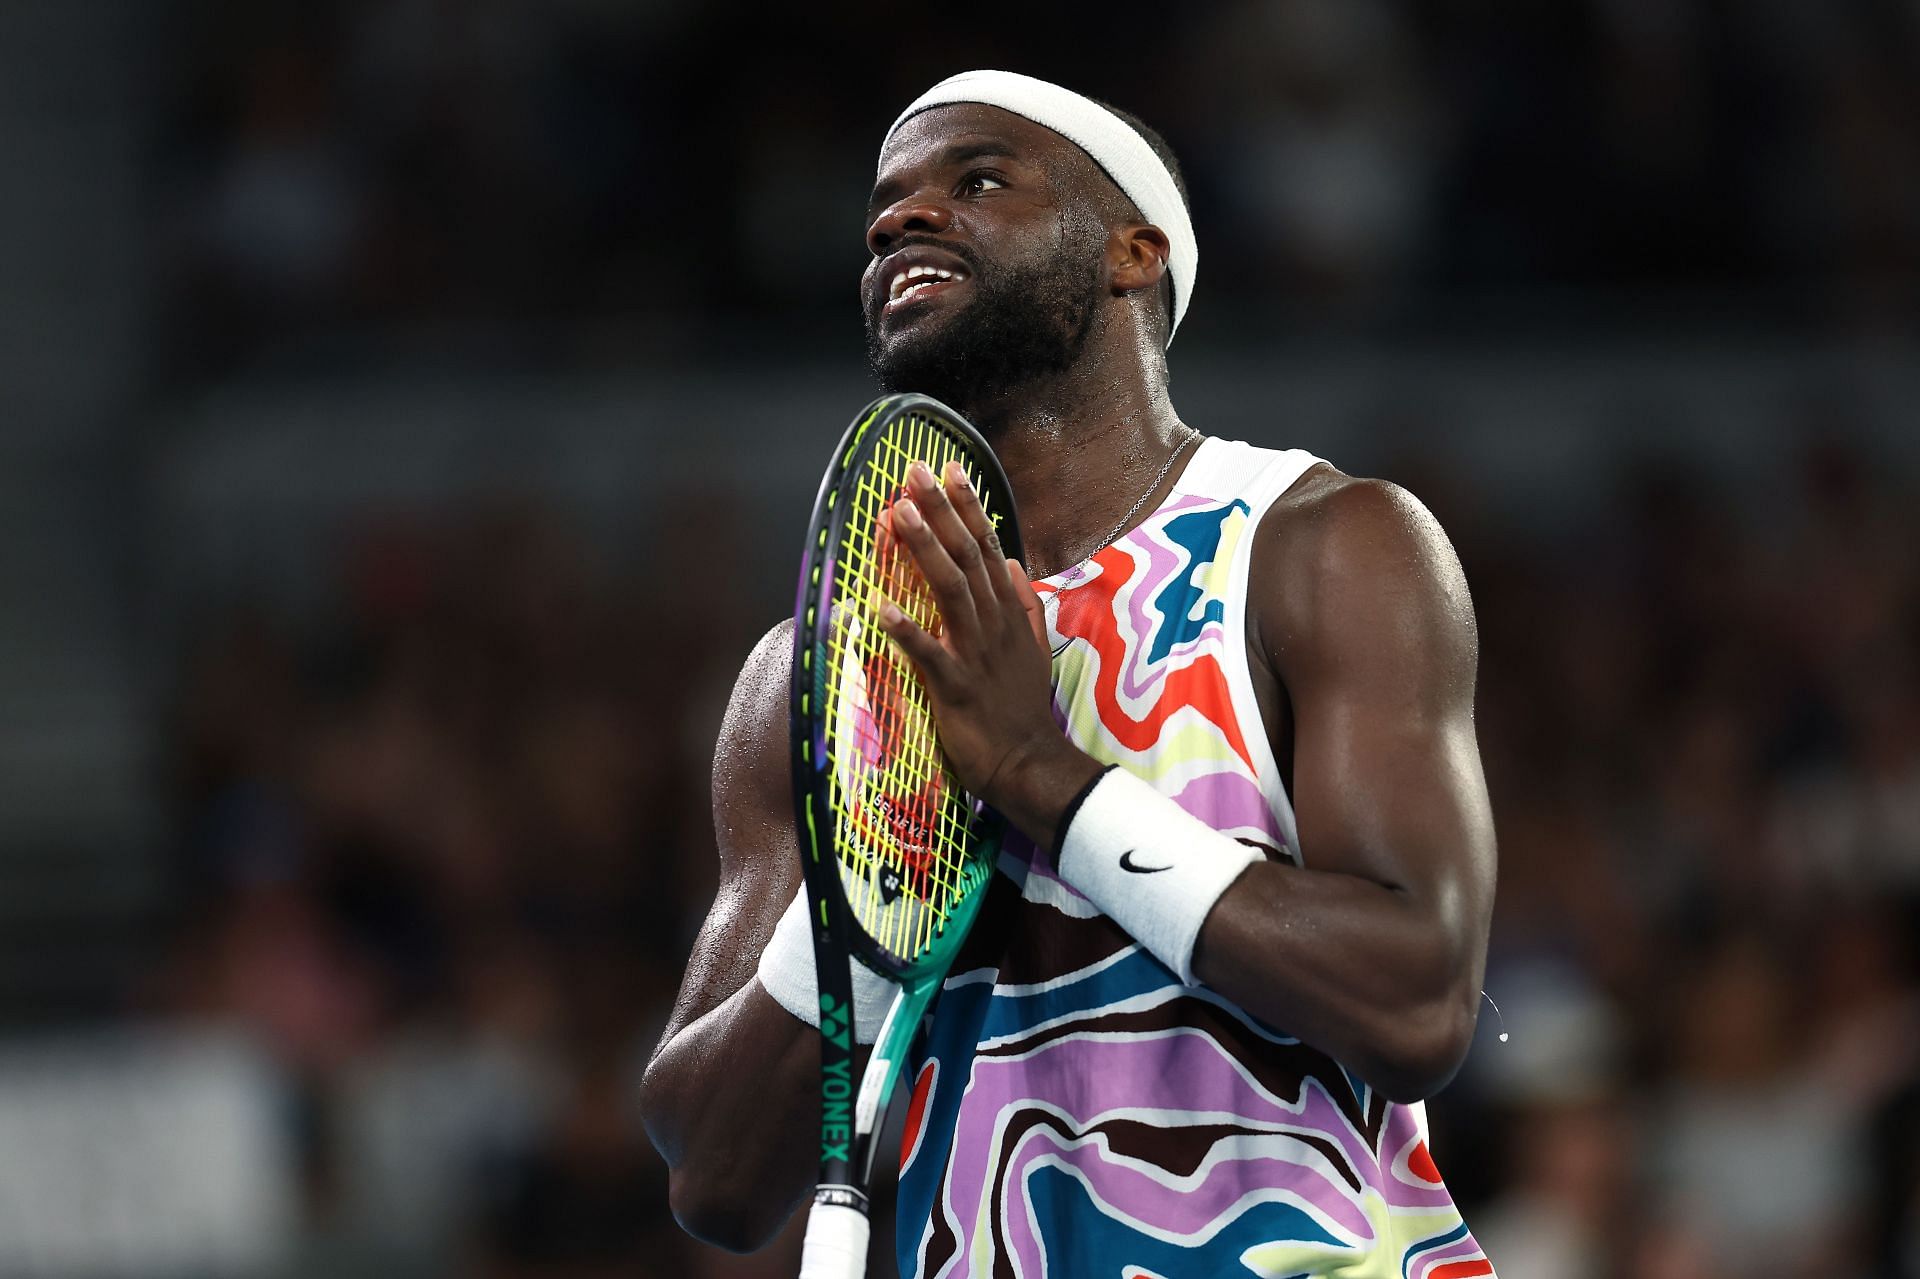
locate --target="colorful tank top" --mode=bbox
[894,438,1494,1279]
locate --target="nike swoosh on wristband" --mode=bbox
[1118,849,1170,874]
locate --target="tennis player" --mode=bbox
[643,70,1498,1277]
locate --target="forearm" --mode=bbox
[640,980,824,1251]
[1193,862,1481,1102]
[1004,752,1484,1104]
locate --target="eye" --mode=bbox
[958,170,1007,197]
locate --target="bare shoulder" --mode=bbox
[1254,465,1477,687]
[719,616,793,745]
[653,618,799,1046]
[1263,465,1468,590]
[711,616,797,878]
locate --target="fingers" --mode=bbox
[875,594,950,684]
[889,458,1038,661]
[890,486,980,644]
[900,461,1002,621]
[1009,559,1050,652]
[936,461,1023,611]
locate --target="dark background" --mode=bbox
[0,1,1916,1275]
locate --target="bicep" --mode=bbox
[658,619,803,1044]
[1265,482,1495,915]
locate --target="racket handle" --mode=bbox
[799,1193,871,1279]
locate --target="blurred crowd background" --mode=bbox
[1,0,1917,1276]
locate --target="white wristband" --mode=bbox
[1054,766,1264,985]
[756,889,895,1043]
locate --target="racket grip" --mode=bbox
[798,1195,871,1279]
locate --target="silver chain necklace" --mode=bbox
[1034,426,1201,581]
[1099,425,1198,550]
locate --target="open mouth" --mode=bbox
[884,263,969,315]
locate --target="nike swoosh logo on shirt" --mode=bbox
[1119,849,1170,874]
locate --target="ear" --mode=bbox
[1107,222,1171,297]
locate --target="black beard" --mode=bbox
[866,248,1102,413]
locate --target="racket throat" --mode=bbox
[854,995,910,1136]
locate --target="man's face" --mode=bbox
[862,105,1109,409]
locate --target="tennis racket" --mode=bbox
[789,393,1023,1279]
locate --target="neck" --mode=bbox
[956,322,1187,578]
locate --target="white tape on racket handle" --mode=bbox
[799,1201,871,1279]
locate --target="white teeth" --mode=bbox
[888,263,964,303]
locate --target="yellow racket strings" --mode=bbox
[822,412,993,962]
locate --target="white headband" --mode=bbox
[881,69,1196,344]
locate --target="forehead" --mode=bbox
[876,102,1094,187]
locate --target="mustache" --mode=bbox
[882,236,983,273]
[867,237,985,314]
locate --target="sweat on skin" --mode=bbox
[639,76,1497,1267]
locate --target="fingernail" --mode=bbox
[895,500,922,530]
[948,463,972,491]
[909,461,932,485]
[878,600,903,625]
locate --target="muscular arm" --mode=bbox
[639,620,824,1251]
[1189,475,1496,1102]
[879,460,1495,1105]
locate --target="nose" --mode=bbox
[866,196,953,255]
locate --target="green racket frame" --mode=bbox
[789,392,1023,1205]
